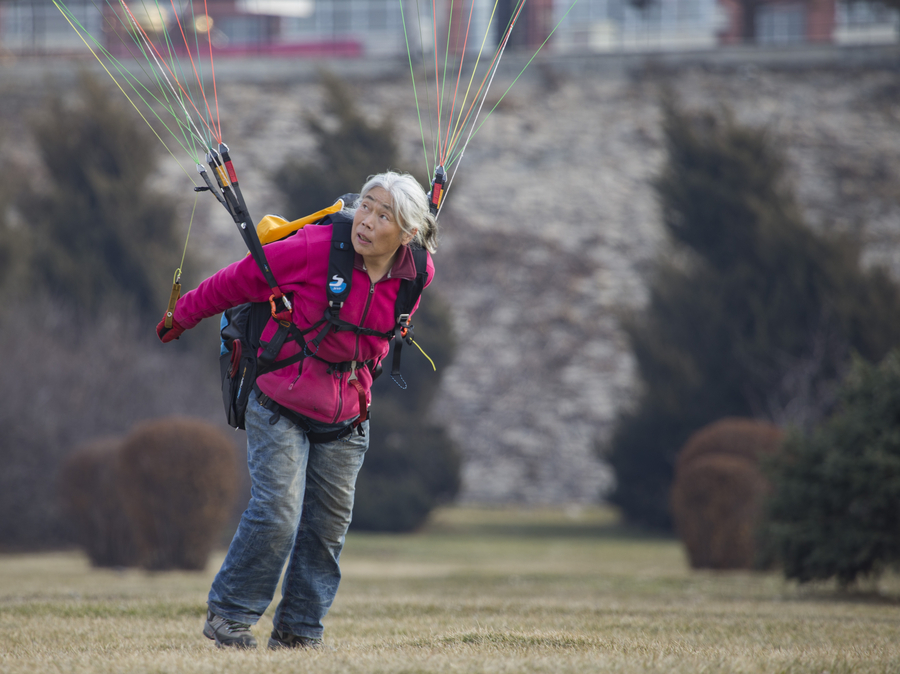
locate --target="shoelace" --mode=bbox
[221,618,250,633]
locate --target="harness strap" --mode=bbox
[348,376,368,424]
[390,317,411,389]
[258,322,295,369]
[259,310,389,377]
[388,246,429,389]
[326,359,375,374]
[207,149,289,307]
[254,386,362,441]
[306,310,393,356]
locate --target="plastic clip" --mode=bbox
[270,293,292,324]
[428,165,447,216]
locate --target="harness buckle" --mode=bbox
[397,314,414,342]
[269,294,292,323]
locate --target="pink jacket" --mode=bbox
[175,223,434,424]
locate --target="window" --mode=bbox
[1,0,104,52]
[218,15,269,44]
[333,0,352,31]
[757,3,806,45]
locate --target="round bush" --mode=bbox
[115,417,239,571]
[57,437,139,568]
[671,454,769,569]
[676,417,783,474]
[671,418,782,569]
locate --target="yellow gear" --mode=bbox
[256,199,345,245]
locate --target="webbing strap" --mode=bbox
[207,150,285,300]
[348,377,368,424]
[390,330,409,389]
[255,387,358,442]
[327,218,354,308]
[388,246,429,389]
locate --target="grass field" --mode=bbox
[1,506,899,673]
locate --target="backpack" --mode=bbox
[219,202,428,432]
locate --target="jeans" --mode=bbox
[208,389,368,639]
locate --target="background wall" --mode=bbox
[3,45,899,506]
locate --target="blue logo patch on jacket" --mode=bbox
[329,274,347,294]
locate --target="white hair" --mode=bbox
[347,171,438,254]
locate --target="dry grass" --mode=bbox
[2,506,899,673]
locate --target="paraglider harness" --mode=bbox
[219,198,429,439]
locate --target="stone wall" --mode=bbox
[4,46,900,504]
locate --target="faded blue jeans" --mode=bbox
[208,389,368,640]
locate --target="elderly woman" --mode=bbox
[157,171,437,650]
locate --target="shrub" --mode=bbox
[274,71,406,218]
[116,417,239,571]
[57,437,139,568]
[670,418,782,569]
[760,351,900,586]
[10,72,192,320]
[0,75,231,553]
[352,293,462,532]
[353,422,461,532]
[676,417,783,472]
[604,95,900,531]
[0,300,228,552]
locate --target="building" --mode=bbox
[552,0,898,51]
[1,0,897,59]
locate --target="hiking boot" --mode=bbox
[268,629,323,650]
[203,609,258,649]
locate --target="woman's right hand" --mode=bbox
[156,316,186,343]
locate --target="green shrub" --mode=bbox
[274,71,405,218]
[760,351,900,586]
[670,418,782,569]
[352,293,462,532]
[10,73,192,320]
[0,129,27,299]
[354,420,461,532]
[604,96,900,531]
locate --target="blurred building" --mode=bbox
[0,0,897,58]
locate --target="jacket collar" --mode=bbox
[354,245,418,281]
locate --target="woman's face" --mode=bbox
[351,186,412,264]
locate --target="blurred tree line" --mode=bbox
[0,73,225,550]
[0,71,459,550]
[605,94,900,532]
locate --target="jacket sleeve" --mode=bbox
[174,235,311,330]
